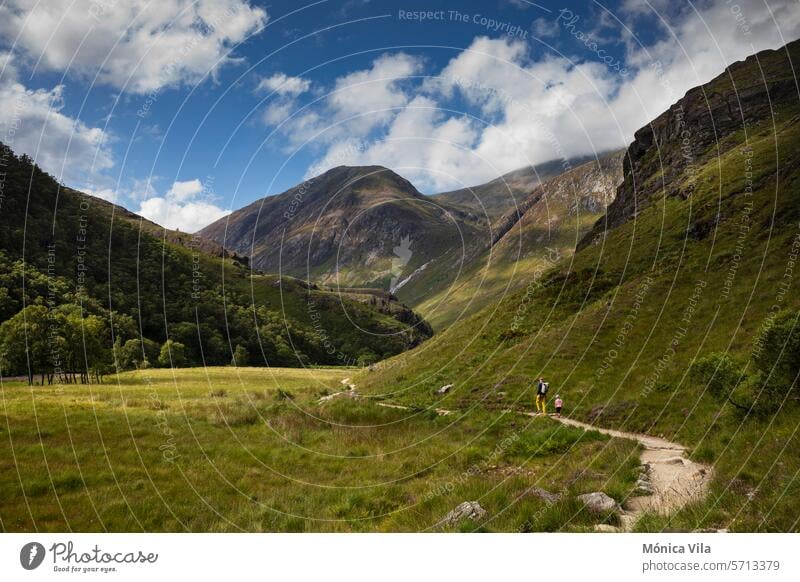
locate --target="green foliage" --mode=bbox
[0,143,431,374]
[159,340,187,368]
[690,352,746,400]
[752,309,800,395]
[231,344,249,366]
[0,303,112,384]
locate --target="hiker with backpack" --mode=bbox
[535,376,549,414]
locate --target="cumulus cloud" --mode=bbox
[0,52,113,184]
[0,0,268,94]
[257,72,312,126]
[270,52,423,146]
[137,179,230,232]
[305,0,800,191]
[256,73,311,96]
[327,53,423,132]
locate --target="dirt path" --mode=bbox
[335,383,712,531]
[539,414,713,530]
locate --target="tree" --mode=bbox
[119,338,158,370]
[0,305,52,384]
[357,349,378,367]
[158,340,187,368]
[752,309,800,395]
[231,344,249,367]
[690,352,746,400]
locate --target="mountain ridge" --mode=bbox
[200,164,487,290]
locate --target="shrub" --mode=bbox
[158,340,187,368]
[690,352,746,400]
[751,309,800,396]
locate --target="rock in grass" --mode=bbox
[318,390,359,403]
[436,501,487,527]
[577,492,619,514]
[436,384,453,395]
[525,487,561,506]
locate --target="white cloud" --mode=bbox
[256,73,311,96]
[137,179,230,232]
[305,0,800,192]
[271,53,423,145]
[257,73,311,127]
[306,96,485,191]
[328,53,422,129]
[166,178,203,202]
[532,17,559,39]
[0,0,268,94]
[0,52,113,184]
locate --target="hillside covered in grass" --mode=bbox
[0,147,432,382]
[411,151,624,329]
[356,40,800,531]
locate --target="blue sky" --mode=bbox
[1,0,798,232]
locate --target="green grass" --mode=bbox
[355,102,800,531]
[0,367,640,532]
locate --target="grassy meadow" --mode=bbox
[0,367,642,532]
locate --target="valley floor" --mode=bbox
[0,367,648,532]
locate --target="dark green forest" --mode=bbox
[0,143,432,384]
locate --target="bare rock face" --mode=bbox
[578,492,620,514]
[579,40,800,249]
[435,501,488,528]
[489,150,624,247]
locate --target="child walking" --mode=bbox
[554,395,563,417]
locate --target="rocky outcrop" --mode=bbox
[432,155,597,219]
[580,40,800,249]
[435,501,488,528]
[491,150,624,249]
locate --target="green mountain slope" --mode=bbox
[409,151,624,330]
[356,40,800,531]
[0,147,431,380]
